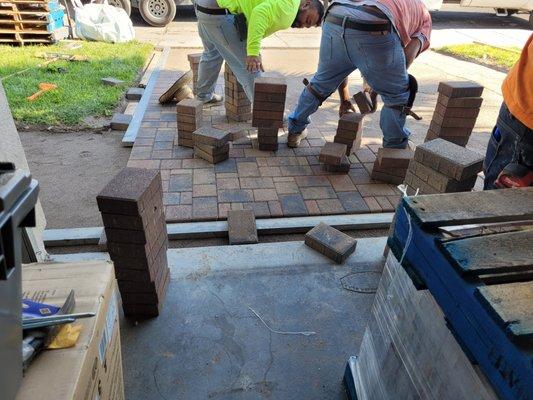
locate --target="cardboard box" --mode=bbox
[18,261,123,400]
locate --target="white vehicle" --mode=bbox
[426,0,533,26]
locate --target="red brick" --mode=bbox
[253,91,286,103]
[377,148,414,169]
[253,101,285,112]
[254,76,287,93]
[437,94,483,108]
[431,112,477,128]
[435,103,480,118]
[319,142,347,165]
[429,121,473,137]
[337,112,364,131]
[438,81,484,98]
[305,222,357,263]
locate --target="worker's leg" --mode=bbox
[353,31,410,148]
[196,12,224,103]
[483,102,533,189]
[196,12,258,101]
[288,21,356,134]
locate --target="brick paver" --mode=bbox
[126,50,400,222]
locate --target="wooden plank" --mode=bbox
[439,220,533,241]
[476,282,533,340]
[439,230,533,277]
[404,188,533,228]
[478,270,533,285]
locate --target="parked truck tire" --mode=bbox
[139,0,176,26]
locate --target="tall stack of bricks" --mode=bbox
[334,113,364,155]
[188,53,202,95]
[319,142,350,173]
[193,126,230,164]
[252,76,287,151]
[371,147,414,185]
[177,98,203,148]
[224,63,251,122]
[97,168,170,318]
[404,139,484,195]
[425,81,484,147]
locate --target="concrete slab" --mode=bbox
[121,237,387,399]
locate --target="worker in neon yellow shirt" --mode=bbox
[194,0,324,104]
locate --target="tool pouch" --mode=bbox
[233,14,247,41]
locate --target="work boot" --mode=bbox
[203,94,223,105]
[287,129,308,148]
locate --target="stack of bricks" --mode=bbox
[404,138,484,195]
[371,148,414,185]
[97,168,170,319]
[334,113,364,156]
[252,76,287,151]
[425,81,484,147]
[224,63,251,122]
[177,98,203,148]
[319,142,350,173]
[193,126,230,164]
[188,53,202,95]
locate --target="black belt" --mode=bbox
[195,4,229,15]
[325,13,391,32]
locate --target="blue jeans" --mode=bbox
[195,10,260,101]
[288,21,410,148]
[483,102,533,189]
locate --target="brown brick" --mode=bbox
[319,142,347,165]
[353,92,373,114]
[178,137,194,148]
[258,135,279,145]
[177,121,199,132]
[194,146,229,164]
[252,109,284,120]
[425,130,470,147]
[414,138,484,180]
[177,98,203,115]
[225,102,252,114]
[257,127,279,137]
[252,118,284,128]
[193,126,230,147]
[195,142,230,156]
[226,96,251,107]
[253,91,286,103]
[407,160,478,193]
[435,103,480,118]
[377,147,414,169]
[110,113,131,131]
[431,112,477,128]
[438,81,484,98]
[429,121,473,137]
[305,222,357,264]
[437,94,483,108]
[177,113,202,125]
[258,143,279,151]
[370,170,404,185]
[253,101,285,112]
[227,209,258,244]
[363,197,382,213]
[323,155,350,172]
[225,87,248,100]
[97,168,161,216]
[372,159,407,178]
[254,76,287,93]
[337,112,364,131]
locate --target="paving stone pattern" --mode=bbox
[126,62,400,222]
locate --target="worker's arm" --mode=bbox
[404,36,422,69]
[246,0,297,72]
[337,78,356,116]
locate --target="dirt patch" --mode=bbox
[20,129,130,228]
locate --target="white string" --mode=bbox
[247,306,316,337]
[397,184,418,264]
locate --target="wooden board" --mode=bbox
[439,230,533,277]
[405,188,533,228]
[476,282,533,340]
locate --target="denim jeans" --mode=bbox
[483,102,533,189]
[195,10,260,102]
[288,21,410,148]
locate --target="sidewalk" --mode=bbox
[125,47,506,222]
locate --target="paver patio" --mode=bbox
[125,48,494,222]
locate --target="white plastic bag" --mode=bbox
[74,1,134,43]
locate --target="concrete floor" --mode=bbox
[119,237,387,399]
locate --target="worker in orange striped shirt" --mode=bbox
[483,34,533,189]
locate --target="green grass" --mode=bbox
[0,41,153,126]
[437,43,521,71]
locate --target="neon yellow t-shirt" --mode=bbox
[217,0,300,56]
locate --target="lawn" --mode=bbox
[0,40,153,126]
[436,43,521,71]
